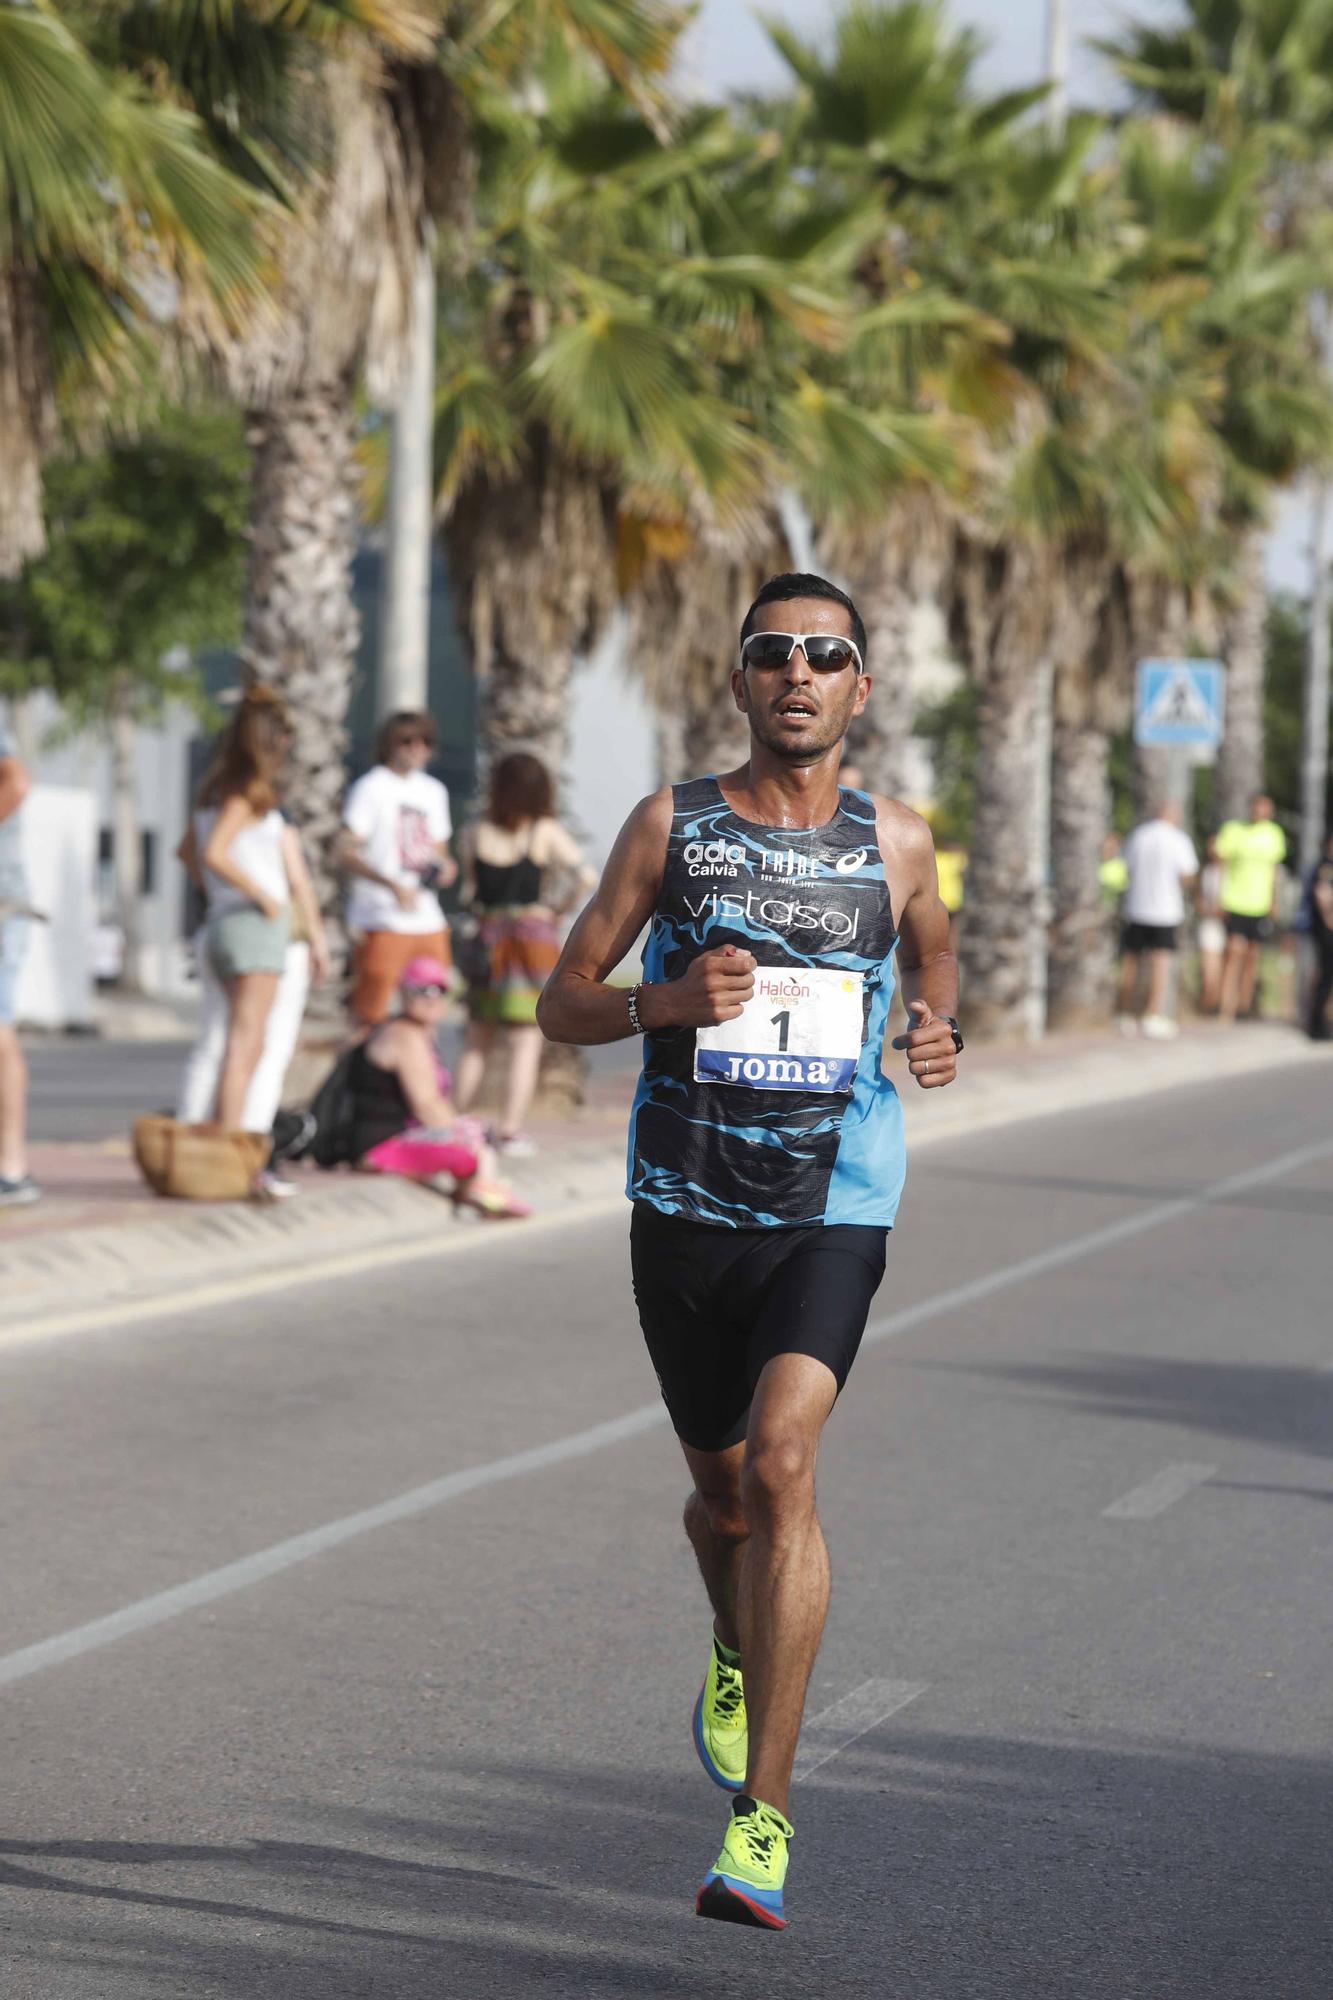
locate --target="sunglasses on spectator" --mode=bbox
[404,982,449,999]
[740,632,864,675]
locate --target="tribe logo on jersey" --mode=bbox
[682,888,861,942]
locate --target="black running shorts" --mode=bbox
[630,1202,887,1453]
[1223,911,1266,943]
[1121,919,1178,954]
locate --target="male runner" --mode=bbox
[538,573,961,1929]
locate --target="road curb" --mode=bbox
[1,1026,1325,1336]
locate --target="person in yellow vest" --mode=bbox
[1215,793,1286,1022]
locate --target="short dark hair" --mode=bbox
[488,751,554,830]
[740,572,867,667]
[375,709,436,764]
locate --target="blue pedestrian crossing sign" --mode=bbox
[1134,658,1225,751]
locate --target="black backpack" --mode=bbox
[274,1050,358,1170]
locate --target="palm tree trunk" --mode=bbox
[953,538,1053,1040]
[959,665,1047,1037]
[0,266,55,580]
[1048,718,1114,1027]
[108,675,145,994]
[1214,528,1267,820]
[242,386,360,949]
[446,443,617,790]
[844,574,915,796]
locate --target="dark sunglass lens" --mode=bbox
[805,638,856,671]
[744,635,794,669]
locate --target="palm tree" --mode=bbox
[433,62,823,786]
[97,0,687,922]
[754,0,1042,799]
[1104,0,1333,820]
[0,0,262,577]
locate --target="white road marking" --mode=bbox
[793,1679,928,1780]
[2,1133,1329,1691]
[864,1134,1333,1352]
[1101,1462,1217,1520]
[0,1403,668,1691]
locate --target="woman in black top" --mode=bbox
[350,953,530,1217]
[454,755,594,1154]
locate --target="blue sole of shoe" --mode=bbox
[696,1876,786,1929]
[692,1683,744,1792]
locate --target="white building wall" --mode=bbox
[565,614,657,868]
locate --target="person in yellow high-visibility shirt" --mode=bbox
[1215,793,1286,1022]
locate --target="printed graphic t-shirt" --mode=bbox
[1215,818,1286,917]
[0,724,29,904]
[344,766,452,935]
[627,778,904,1230]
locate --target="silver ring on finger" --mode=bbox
[922,1059,929,1075]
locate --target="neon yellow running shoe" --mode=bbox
[692,1637,747,1792]
[696,1793,794,1929]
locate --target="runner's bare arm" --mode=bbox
[537,791,757,1044]
[882,805,960,1091]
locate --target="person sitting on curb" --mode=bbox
[348,956,530,1219]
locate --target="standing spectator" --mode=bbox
[190,687,326,1148]
[0,719,37,1206]
[1098,831,1128,907]
[454,753,595,1156]
[177,816,329,1147]
[340,711,457,1027]
[1114,800,1198,1039]
[1216,793,1287,1022]
[1195,836,1226,1015]
[1304,830,1333,1041]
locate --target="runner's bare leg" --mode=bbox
[736,1353,838,1818]
[683,1442,747,1654]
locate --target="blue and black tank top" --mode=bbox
[626,777,905,1229]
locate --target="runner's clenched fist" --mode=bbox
[662,945,757,1026]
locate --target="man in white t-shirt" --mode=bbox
[1114,800,1199,1039]
[340,710,458,1024]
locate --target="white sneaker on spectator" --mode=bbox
[1141,1014,1179,1040]
[1115,1015,1138,1037]
[495,1132,537,1160]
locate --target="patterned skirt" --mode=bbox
[468,907,561,1025]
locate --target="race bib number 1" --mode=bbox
[694,967,864,1093]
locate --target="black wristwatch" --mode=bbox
[941,1015,964,1055]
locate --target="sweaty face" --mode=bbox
[734,598,867,764]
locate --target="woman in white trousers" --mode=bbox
[176,934,311,1132]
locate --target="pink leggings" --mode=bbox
[364,1127,481,1182]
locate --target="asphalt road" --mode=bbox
[2,1062,1331,1997]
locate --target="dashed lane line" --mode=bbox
[1102,1462,1217,1520]
[794,1679,929,1781]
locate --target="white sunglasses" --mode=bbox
[740,630,864,675]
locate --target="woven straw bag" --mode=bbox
[133,1117,268,1201]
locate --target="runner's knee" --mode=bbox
[742,1434,816,1520]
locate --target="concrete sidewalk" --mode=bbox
[2,1020,1326,1334]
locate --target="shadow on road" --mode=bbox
[921,1352,1333,1460]
[0,1729,1328,1998]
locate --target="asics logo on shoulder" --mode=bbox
[835,848,870,874]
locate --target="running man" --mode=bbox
[538,572,961,1929]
